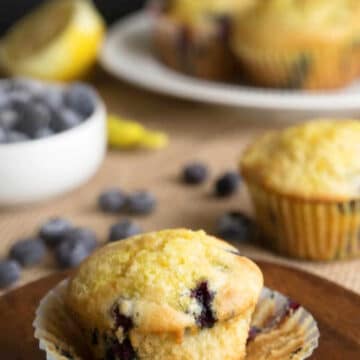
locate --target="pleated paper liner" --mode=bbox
[248,183,360,260]
[247,287,319,360]
[33,280,319,360]
[233,44,360,90]
[33,280,91,360]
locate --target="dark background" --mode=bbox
[0,0,146,35]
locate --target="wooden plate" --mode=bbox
[0,260,359,359]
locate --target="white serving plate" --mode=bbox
[100,12,360,120]
[0,87,107,205]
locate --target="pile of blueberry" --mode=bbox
[182,162,256,242]
[0,186,156,289]
[0,78,97,144]
[99,189,157,216]
[0,218,98,289]
[0,159,253,290]
[98,188,157,241]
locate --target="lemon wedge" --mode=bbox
[107,115,169,150]
[108,115,146,148]
[140,131,169,150]
[0,0,105,81]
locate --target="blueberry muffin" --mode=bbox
[232,0,360,89]
[66,229,263,359]
[241,119,360,260]
[150,0,255,81]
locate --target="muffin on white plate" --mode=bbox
[151,0,256,81]
[232,0,360,89]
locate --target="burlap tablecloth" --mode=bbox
[1,73,359,295]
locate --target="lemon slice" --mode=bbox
[0,0,105,81]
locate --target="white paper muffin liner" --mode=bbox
[34,280,320,360]
[247,183,360,260]
[247,287,320,360]
[33,280,90,360]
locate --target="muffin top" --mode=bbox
[66,229,263,337]
[241,120,360,201]
[233,0,360,48]
[161,0,255,25]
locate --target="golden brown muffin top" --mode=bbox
[163,0,256,25]
[241,120,360,201]
[66,229,263,337]
[233,0,360,48]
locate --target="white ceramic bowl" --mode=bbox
[0,94,107,205]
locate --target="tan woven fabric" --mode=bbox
[0,73,359,295]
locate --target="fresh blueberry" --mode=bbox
[107,307,137,360]
[40,87,64,110]
[0,95,8,109]
[182,162,209,185]
[9,238,46,267]
[216,15,232,42]
[177,26,190,62]
[127,191,156,215]
[109,220,142,242]
[55,240,90,269]
[106,338,137,360]
[0,260,21,288]
[112,306,134,332]
[0,108,19,129]
[98,189,127,213]
[8,90,32,106]
[91,328,99,345]
[0,94,11,109]
[50,108,81,132]
[33,127,54,139]
[286,299,301,315]
[217,211,255,242]
[64,83,96,118]
[337,200,359,215]
[190,281,216,329]
[15,102,51,137]
[247,326,261,343]
[9,78,43,94]
[0,128,6,143]
[62,227,98,252]
[6,130,29,143]
[215,172,240,197]
[39,218,73,247]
